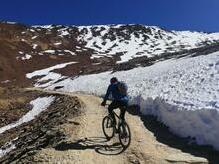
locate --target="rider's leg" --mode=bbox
[120,106,126,121]
[118,101,127,121]
[119,103,128,137]
[108,101,119,124]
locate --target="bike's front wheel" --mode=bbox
[102,116,115,140]
[118,121,131,148]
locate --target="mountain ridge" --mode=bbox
[0,22,219,87]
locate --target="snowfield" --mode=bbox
[39,51,219,150]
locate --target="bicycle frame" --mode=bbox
[105,104,125,121]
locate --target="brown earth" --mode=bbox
[0,23,117,87]
[0,87,42,127]
[0,90,82,163]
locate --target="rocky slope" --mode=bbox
[0,22,219,87]
[0,90,82,163]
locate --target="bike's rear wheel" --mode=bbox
[102,116,115,140]
[118,121,131,148]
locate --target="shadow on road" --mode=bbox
[55,137,127,155]
[127,104,219,164]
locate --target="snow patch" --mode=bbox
[1,80,10,84]
[32,25,54,29]
[33,44,38,49]
[26,62,76,79]
[64,50,76,56]
[54,42,62,45]
[32,36,38,39]
[5,21,17,24]
[0,138,17,158]
[21,54,32,60]
[44,50,56,54]
[26,62,77,87]
[0,96,55,134]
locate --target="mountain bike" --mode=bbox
[102,109,131,148]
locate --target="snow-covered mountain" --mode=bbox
[30,24,219,62]
[1,22,219,86]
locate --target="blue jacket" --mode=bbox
[104,82,129,104]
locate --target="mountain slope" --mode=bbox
[0,22,219,86]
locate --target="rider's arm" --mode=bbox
[103,85,112,102]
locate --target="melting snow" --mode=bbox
[44,50,56,54]
[33,44,38,49]
[26,62,77,87]
[1,80,10,84]
[64,50,76,56]
[0,138,17,158]
[5,21,17,24]
[54,42,62,45]
[59,30,70,37]
[21,54,32,60]
[26,62,76,79]
[0,96,55,134]
[31,36,38,39]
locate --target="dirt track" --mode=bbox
[29,91,208,164]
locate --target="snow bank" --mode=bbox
[0,96,55,134]
[45,51,219,150]
[138,97,219,148]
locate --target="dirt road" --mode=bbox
[27,90,208,164]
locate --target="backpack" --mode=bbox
[117,81,128,95]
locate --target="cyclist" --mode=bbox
[101,77,128,124]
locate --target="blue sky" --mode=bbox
[0,0,219,32]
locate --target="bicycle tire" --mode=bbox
[118,121,131,148]
[102,115,115,140]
